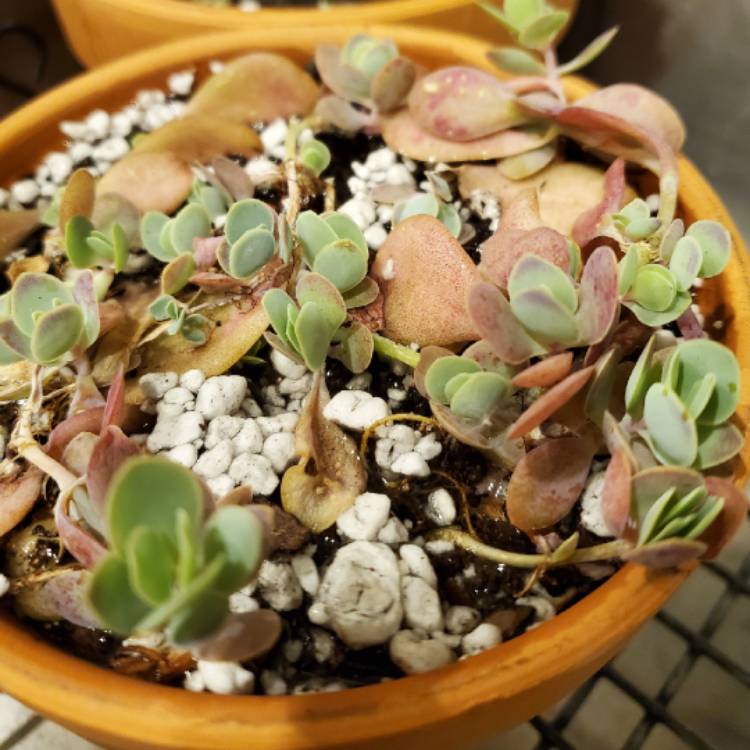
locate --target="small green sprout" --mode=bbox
[295,210,370,295]
[86,456,267,645]
[424,354,512,420]
[188,178,230,222]
[392,172,462,238]
[624,337,743,469]
[479,0,571,51]
[612,198,661,242]
[0,271,99,366]
[142,203,212,263]
[149,294,210,345]
[298,138,332,177]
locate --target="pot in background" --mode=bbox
[0,25,748,750]
[50,0,578,67]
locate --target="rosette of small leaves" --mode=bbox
[624,337,743,469]
[0,271,99,366]
[298,138,331,178]
[262,272,373,373]
[393,172,462,239]
[149,294,210,346]
[86,456,267,645]
[142,203,212,263]
[65,216,130,273]
[424,355,512,420]
[295,210,370,296]
[617,208,732,326]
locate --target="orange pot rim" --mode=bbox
[0,25,747,750]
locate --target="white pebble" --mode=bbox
[146,411,204,452]
[168,70,195,97]
[0,574,9,597]
[364,223,388,250]
[93,137,129,162]
[60,120,88,140]
[109,112,132,137]
[162,443,198,469]
[195,661,255,695]
[415,433,442,461]
[45,152,73,184]
[196,376,247,419]
[336,492,391,541]
[260,118,288,153]
[346,373,372,390]
[399,544,438,588]
[385,163,415,186]
[85,109,110,140]
[389,630,455,675]
[291,554,320,596]
[205,415,244,449]
[258,560,303,611]
[228,587,259,614]
[338,197,376,231]
[365,147,397,171]
[580,472,611,538]
[232,419,264,454]
[426,488,456,527]
[311,628,336,663]
[207,474,235,498]
[377,517,409,544]
[402,576,444,632]
[156,401,185,418]
[194,440,234,479]
[270,349,307,379]
[278,375,311,396]
[391,451,430,477]
[262,432,297,473]
[241,398,263,418]
[163,386,194,405]
[260,670,287,696]
[445,606,481,635]
[11,179,39,205]
[68,142,93,164]
[461,623,502,655]
[323,390,390,431]
[351,161,370,180]
[424,540,455,555]
[140,372,178,399]
[229,454,279,496]
[179,369,205,393]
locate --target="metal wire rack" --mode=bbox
[0,10,748,750]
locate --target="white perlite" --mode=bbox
[445,606,481,635]
[401,576,443,632]
[146,412,204,452]
[0,574,9,598]
[195,376,247,419]
[336,493,391,541]
[425,488,457,527]
[310,541,403,649]
[580,471,611,538]
[185,661,255,695]
[258,560,304,611]
[323,390,390,431]
[399,544,438,588]
[389,630,456,675]
[461,623,502,655]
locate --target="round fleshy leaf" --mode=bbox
[165,589,230,646]
[624,291,691,327]
[625,334,658,418]
[643,384,698,467]
[316,43,370,101]
[294,301,338,371]
[518,10,570,49]
[444,372,473,402]
[85,231,114,262]
[159,220,179,262]
[106,456,204,554]
[331,322,374,374]
[181,314,210,345]
[393,193,440,225]
[682,495,724,542]
[498,142,557,180]
[669,235,702,292]
[510,286,579,347]
[659,218,685,262]
[299,139,331,177]
[584,348,619,426]
[296,210,339,265]
[511,352,572,389]
[695,422,744,469]
[228,228,276,279]
[637,487,677,545]
[684,372,716,421]
[371,56,416,113]
[225,198,275,246]
[296,272,347,330]
[170,204,211,255]
[161,254,196,297]
[424,355,481,403]
[141,211,171,262]
[262,288,294,347]
[601,448,632,538]
[449,371,510,421]
[671,339,740,426]
[618,244,640,296]
[343,277,380,310]
[631,465,704,524]
[687,220,731,278]
[487,46,546,76]
[58,168,96,231]
[126,527,176,606]
[111,223,129,273]
[322,212,368,255]
[624,217,661,242]
[508,254,577,313]
[575,245,620,347]
[65,216,96,268]
[631,264,677,312]
[437,202,462,238]
[30,304,84,364]
[312,239,368,293]
[700,477,749,559]
[11,272,74,336]
[506,436,594,533]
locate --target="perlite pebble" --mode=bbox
[445,606,481,635]
[45,152,73,184]
[162,443,198,469]
[206,475,235,498]
[401,576,444,632]
[179,369,205,393]
[168,70,195,97]
[389,630,455,675]
[291,554,320,596]
[228,454,279,496]
[11,179,40,205]
[336,493,391,541]
[261,432,297,473]
[194,440,234,479]
[414,433,442,461]
[271,348,308,379]
[390,451,430,477]
[192,661,255,695]
[232,419,264,453]
[205,416,244,449]
[425,488,456,527]
[260,670,288,696]
[323,390,390,431]
[147,412,204,452]
[163,386,194,405]
[195,376,247,419]
[579,471,611,538]
[377,517,409,545]
[461,623,502,655]
[258,560,303,611]
[399,544,438,588]
[228,588,260,614]
[140,372,178,399]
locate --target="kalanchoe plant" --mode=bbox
[87,456,268,645]
[314,35,416,132]
[392,172,462,239]
[0,271,99,366]
[142,203,212,263]
[149,293,211,346]
[298,138,332,177]
[623,337,742,469]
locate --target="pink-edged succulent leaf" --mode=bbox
[0,464,43,537]
[480,224,571,291]
[212,156,253,202]
[507,365,596,439]
[414,345,454,398]
[467,282,543,365]
[17,568,100,629]
[67,373,106,417]
[383,109,552,163]
[86,426,141,512]
[315,43,370,102]
[512,352,573,389]
[699,477,749,560]
[576,245,620,346]
[54,495,108,569]
[622,539,705,569]
[506,436,595,533]
[601,448,632,538]
[371,56,416,112]
[408,67,529,142]
[101,367,125,433]
[572,157,626,247]
[371,215,480,346]
[462,340,517,375]
[630,466,705,532]
[193,235,224,270]
[314,95,377,132]
[676,306,706,340]
[190,609,282,662]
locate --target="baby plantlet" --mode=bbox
[149,294,211,346]
[624,337,742,469]
[298,138,332,177]
[314,35,416,131]
[142,203,212,262]
[392,172,462,238]
[86,456,268,645]
[0,271,99,365]
[295,210,370,295]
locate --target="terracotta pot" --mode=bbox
[0,25,747,750]
[50,0,578,67]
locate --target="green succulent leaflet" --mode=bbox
[225,198,275,246]
[425,356,481,403]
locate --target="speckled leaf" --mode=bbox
[226,198,275,246]
[329,322,374,374]
[161,253,196,296]
[643,383,698,467]
[511,352,572,388]
[31,304,84,364]
[424,355,481,403]
[414,345,454,398]
[449,372,511,421]
[669,236,702,292]
[296,272,347,330]
[506,437,595,533]
[343,277,380,310]
[574,245,619,347]
[312,239,368,293]
[508,254,577,313]
[624,291,691,328]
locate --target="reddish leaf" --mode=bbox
[576,245,620,346]
[0,208,41,259]
[54,496,107,569]
[414,345,453,398]
[507,366,595,439]
[0,464,43,537]
[511,352,573,389]
[193,236,224,271]
[190,610,282,662]
[700,477,749,560]
[467,282,541,365]
[506,437,595,532]
[98,299,127,338]
[102,366,125,433]
[87,426,141,511]
[601,448,632,537]
[572,157,626,247]
[622,539,705,569]
[676,307,706,340]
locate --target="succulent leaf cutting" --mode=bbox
[0,2,746,695]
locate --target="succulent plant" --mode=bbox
[392,172,462,239]
[623,337,742,469]
[142,203,212,263]
[314,35,416,131]
[295,210,370,295]
[149,293,211,346]
[298,138,332,177]
[86,455,267,644]
[0,271,99,366]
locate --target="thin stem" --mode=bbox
[430,528,631,569]
[372,333,420,368]
[544,46,566,105]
